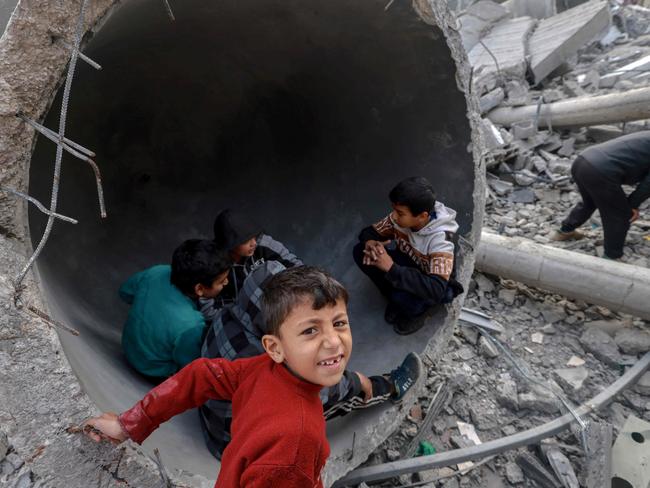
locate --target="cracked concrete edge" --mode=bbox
[322,0,486,484]
[0,1,485,487]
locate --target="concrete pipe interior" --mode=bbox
[27,0,475,482]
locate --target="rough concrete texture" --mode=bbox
[504,0,556,20]
[611,415,650,488]
[468,16,537,91]
[457,0,511,51]
[528,0,610,84]
[0,0,485,486]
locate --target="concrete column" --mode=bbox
[476,232,650,320]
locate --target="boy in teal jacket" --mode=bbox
[120,239,231,380]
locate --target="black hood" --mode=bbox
[213,209,262,251]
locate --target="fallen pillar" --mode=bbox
[487,86,650,128]
[332,351,650,487]
[475,232,650,320]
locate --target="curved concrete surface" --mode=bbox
[24,0,479,483]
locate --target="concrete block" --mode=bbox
[512,119,536,139]
[611,416,650,488]
[614,327,650,355]
[468,16,537,86]
[508,0,556,20]
[479,87,505,113]
[579,328,622,367]
[529,1,610,84]
[553,367,588,393]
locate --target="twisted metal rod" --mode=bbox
[0,187,78,224]
[15,0,90,287]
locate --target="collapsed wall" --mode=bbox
[0,0,484,485]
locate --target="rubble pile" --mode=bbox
[364,274,650,487]
[465,0,650,264]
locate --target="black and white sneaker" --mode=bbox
[389,352,423,402]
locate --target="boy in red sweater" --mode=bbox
[84,266,420,487]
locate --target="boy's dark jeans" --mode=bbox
[561,156,633,259]
[352,242,435,319]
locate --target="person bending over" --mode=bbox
[353,176,462,335]
[120,239,231,380]
[551,131,650,260]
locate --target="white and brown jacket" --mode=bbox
[359,201,459,301]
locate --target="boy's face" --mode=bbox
[391,203,429,230]
[231,237,257,259]
[194,270,230,299]
[263,298,352,387]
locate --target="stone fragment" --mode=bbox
[519,389,560,414]
[498,288,517,305]
[479,335,500,358]
[580,328,622,367]
[553,367,589,393]
[459,325,479,345]
[496,373,519,411]
[474,273,495,293]
[386,448,400,461]
[505,79,530,106]
[513,170,537,187]
[488,177,513,196]
[557,137,575,157]
[458,346,475,361]
[509,187,536,203]
[614,328,650,355]
[12,471,33,488]
[566,355,585,367]
[505,461,525,484]
[5,453,23,471]
[586,319,625,337]
[531,332,544,344]
[479,87,505,113]
[512,119,537,140]
[634,372,650,396]
[541,324,556,335]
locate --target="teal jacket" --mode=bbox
[120,265,205,378]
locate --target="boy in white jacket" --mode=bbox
[353,176,462,334]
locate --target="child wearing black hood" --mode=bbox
[208,208,302,311]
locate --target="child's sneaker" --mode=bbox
[393,315,427,335]
[389,352,423,402]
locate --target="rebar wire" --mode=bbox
[15,0,89,288]
[163,0,175,21]
[55,37,102,70]
[476,327,589,441]
[17,117,106,220]
[18,114,95,157]
[478,39,502,80]
[0,187,78,224]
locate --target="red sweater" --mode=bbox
[119,354,329,487]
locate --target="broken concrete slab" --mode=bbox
[614,327,650,355]
[505,461,525,484]
[553,367,588,393]
[518,389,560,414]
[479,87,506,113]
[496,373,519,410]
[566,355,585,367]
[544,447,579,488]
[579,328,622,367]
[512,119,537,139]
[611,415,650,488]
[505,0,556,20]
[468,16,537,89]
[458,0,512,51]
[585,319,625,338]
[515,452,561,488]
[479,335,500,358]
[528,1,610,84]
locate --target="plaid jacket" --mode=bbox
[199,261,387,459]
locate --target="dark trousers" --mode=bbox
[561,156,632,259]
[353,242,434,319]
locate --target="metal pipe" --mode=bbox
[475,232,650,320]
[332,351,650,487]
[487,86,650,128]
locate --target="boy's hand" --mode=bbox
[371,250,394,272]
[363,240,390,265]
[82,412,129,444]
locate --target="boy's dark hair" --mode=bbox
[389,176,436,216]
[261,266,349,336]
[171,239,232,296]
